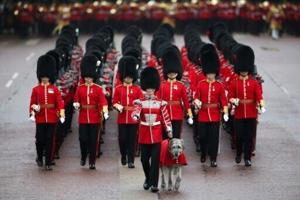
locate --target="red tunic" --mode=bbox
[74,83,108,124]
[29,84,64,123]
[112,84,143,124]
[157,80,190,120]
[228,77,263,119]
[160,139,187,166]
[189,64,206,98]
[133,97,172,144]
[195,80,228,122]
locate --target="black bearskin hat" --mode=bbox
[234,45,255,74]
[80,55,100,79]
[140,67,160,91]
[37,54,57,83]
[201,50,220,76]
[161,46,183,80]
[118,56,138,82]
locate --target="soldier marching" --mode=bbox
[27,11,269,194]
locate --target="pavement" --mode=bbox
[0,33,300,200]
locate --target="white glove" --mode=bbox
[29,115,36,122]
[258,106,266,114]
[231,98,240,106]
[31,104,40,112]
[103,112,109,120]
[132,115,139,121]
[194,99,202,109]
[166,126,173,138]
[115,104,123,113]
[223,113,229,122]
[187,117,194,125]
[73,102,80,110]
[60,117,65,124]
[167,131,173,138]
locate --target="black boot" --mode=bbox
[45,165,53,171]
[244,159,252,167]
[235,154,242,164]
[200,154,206,163]
[143,179,150,190]
[121,156,127,166]
[150,186,159,193]
[128,162,135,168]
[36,158,43,167]
[210,160,217,168]
[89,164,96,170]
[80,157,86,166]
[54,152,60,160]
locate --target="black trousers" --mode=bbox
[192,111,199,146]
[65,101,74,133]
[118,124,138,163]
[234,119,257,160]
[35,123,56,165]
[198,122,220,161]
[140,143,161,187]
[55,101,74,156]
[163,120,182,139]
[79,124,99,165]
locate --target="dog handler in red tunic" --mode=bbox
[132,67,172,193]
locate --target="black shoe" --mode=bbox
[150,186,159,193]
[235,155,242,164]
[97,151,103,158]
[143,180,150,190]
[54,153,60,160]
[80,159,86,166]
[210,160,217,168]
[245,160,252,167]
[45,165,53,171]
[89,164,96,170]
[128,162,135,168]
[51,161,56,166]
[200,154,206,163]
[121,157,127,166]
[36,158,43,167]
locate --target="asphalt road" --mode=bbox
[0,34,300,200]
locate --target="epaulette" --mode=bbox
[115,84,123,89]
[94,83,103,88]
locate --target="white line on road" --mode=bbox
[280,86,290,96]
[25,53,35,62]
[25,39,40,46]
[12,72,19,80]
[5,80,13,88]
[4,72,19,88]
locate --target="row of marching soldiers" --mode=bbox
[29,24,117,170]
[28,21,266,191]
[112,22,266,192]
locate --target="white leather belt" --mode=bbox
[140,121,161,126]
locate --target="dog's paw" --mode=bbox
[174,183,180,191]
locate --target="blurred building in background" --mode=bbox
[0,0,299,37]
